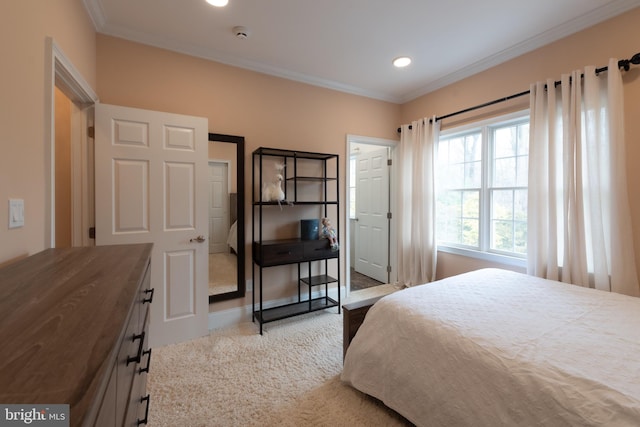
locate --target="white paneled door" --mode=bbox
[354,147,389,283]
[95,103,209,347]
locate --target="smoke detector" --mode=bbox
[233,26,250,39]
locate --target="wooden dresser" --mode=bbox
[0,244,153,427]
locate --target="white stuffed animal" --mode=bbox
[262,163,290,208]
[262,173,285,203]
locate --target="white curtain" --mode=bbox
[397,117,440,286]
[528,59,639,296]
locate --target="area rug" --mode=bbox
[147,285,412,426]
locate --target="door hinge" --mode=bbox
[387,212,392,219]
[387,265,392,273]
[87,126,95,138]
[89,227,96,239]
[387,159,392,166]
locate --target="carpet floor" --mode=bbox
[209,252,237,295]
[147,285,412,426]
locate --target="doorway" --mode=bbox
[346,135,398,293]
[54,87,72,248]
[46,37,98,249]
[47,40,211,347]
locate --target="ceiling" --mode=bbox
[83,0,640,104]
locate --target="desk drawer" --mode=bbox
[303,239,336,259]
[255,241,304,265]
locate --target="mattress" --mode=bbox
[341,268,640,426]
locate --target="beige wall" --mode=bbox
[96,35,401,310]
[401,7,640,280]
[0,0,96,262]
[3,2,639,310]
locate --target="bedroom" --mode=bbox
[1,0,640,425]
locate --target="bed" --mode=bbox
[341,268,640,426]
[227,220,238,254]
[226,192,238,254]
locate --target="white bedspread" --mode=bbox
[227,220,238,253]
[341,268,640,426]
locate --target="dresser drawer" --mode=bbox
[94,364,117,427]
[123,317,150,427]
[138,260,152,327]
[254,241,304,266]
[116,305,143,426]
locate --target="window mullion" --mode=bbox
[480,126,490,252]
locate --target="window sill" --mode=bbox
[437,245,526,269]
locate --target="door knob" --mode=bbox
[190,235,206,243]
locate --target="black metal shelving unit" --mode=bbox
[252,147,340,334]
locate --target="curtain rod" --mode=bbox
[397,52,640,133]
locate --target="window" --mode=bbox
[436,113,529,261]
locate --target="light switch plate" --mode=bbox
[9,199,24,229]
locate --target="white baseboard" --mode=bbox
[208,287,344,331]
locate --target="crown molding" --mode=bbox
[83,0,106,30]
[94,20,402,103]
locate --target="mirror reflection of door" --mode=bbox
[208,141,238,297]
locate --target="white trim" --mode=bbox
[347,134,399,148]
[89,24,400,103]
[51,41,98,106]
[70,104,95,247]
[45,37,98,248]
[84,106,96,246]
[81,0,107,31]
[208,304,253,331]
[45,41,55,248]
[70,102,83,246]
[439,110,530,137]
[438,245,526,269]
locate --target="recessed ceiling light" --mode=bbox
[393,56,412,68]
[206,0,228,6]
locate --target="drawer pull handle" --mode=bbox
[143,288,154,304]
[137,395,150,426]
[276,251,292,255]
[139,348,152,374]
[127,331,145,365]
